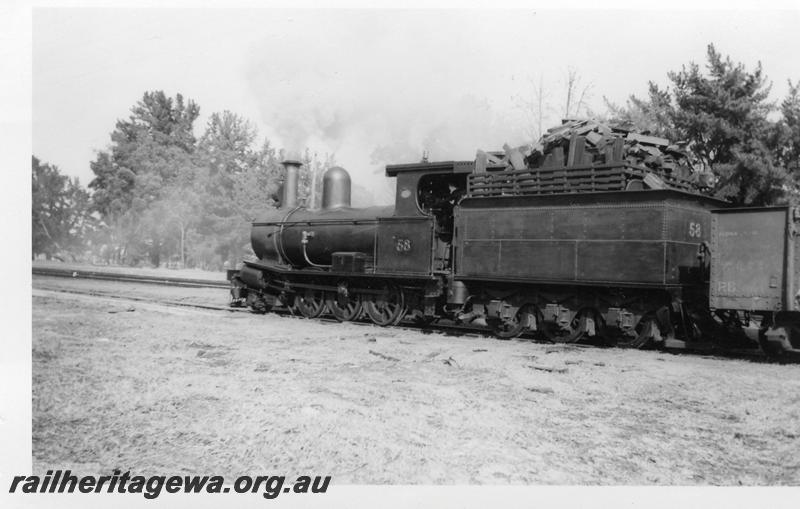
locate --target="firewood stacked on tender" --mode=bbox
[475,119,714,194]
[530,119,697,176]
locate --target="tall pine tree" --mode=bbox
[89,91,201,265]
[607,44,796,206]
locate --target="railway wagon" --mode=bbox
[711,206,800,355]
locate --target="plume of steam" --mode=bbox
[245,12,529,204]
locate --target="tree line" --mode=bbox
[33,91,334,269]
[32,45,800,269]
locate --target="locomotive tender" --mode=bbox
[230,149,800,357]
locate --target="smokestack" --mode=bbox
[281,158,301,209]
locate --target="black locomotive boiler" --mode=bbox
[230,151,800,357]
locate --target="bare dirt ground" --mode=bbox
[32,277,800,485]
[33,275,228,308]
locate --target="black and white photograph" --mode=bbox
[4,2,800,507]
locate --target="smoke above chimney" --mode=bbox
[245,12,536,206]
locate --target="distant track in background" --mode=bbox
[32,286,245,314]
[32,266,229,289]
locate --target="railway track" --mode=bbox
[33,266,781,362]
[32,267,494,336]
[33,280,497,339]
[32,266,229,289]
[33,285,246,313]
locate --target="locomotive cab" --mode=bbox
[417,173,467,242]
[380,161,473,274]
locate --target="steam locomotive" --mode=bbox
[229,147,800,357]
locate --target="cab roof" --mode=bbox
[385,160,477,177]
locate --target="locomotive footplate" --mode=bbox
[241,260,440,281]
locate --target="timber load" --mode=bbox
[471,119,714,198]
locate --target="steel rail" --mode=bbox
[33,269,782,362]
[32,266,229,289]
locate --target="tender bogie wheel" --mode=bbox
[326,291,362,322]
[489,305,535,340]
[758,322,800,361]
[539,307,600,344]
[757,332,781,359]
[617,313,661,349]
[363,284,406,327]
[294,288,326,318]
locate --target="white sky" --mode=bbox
[31,7,800,204]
